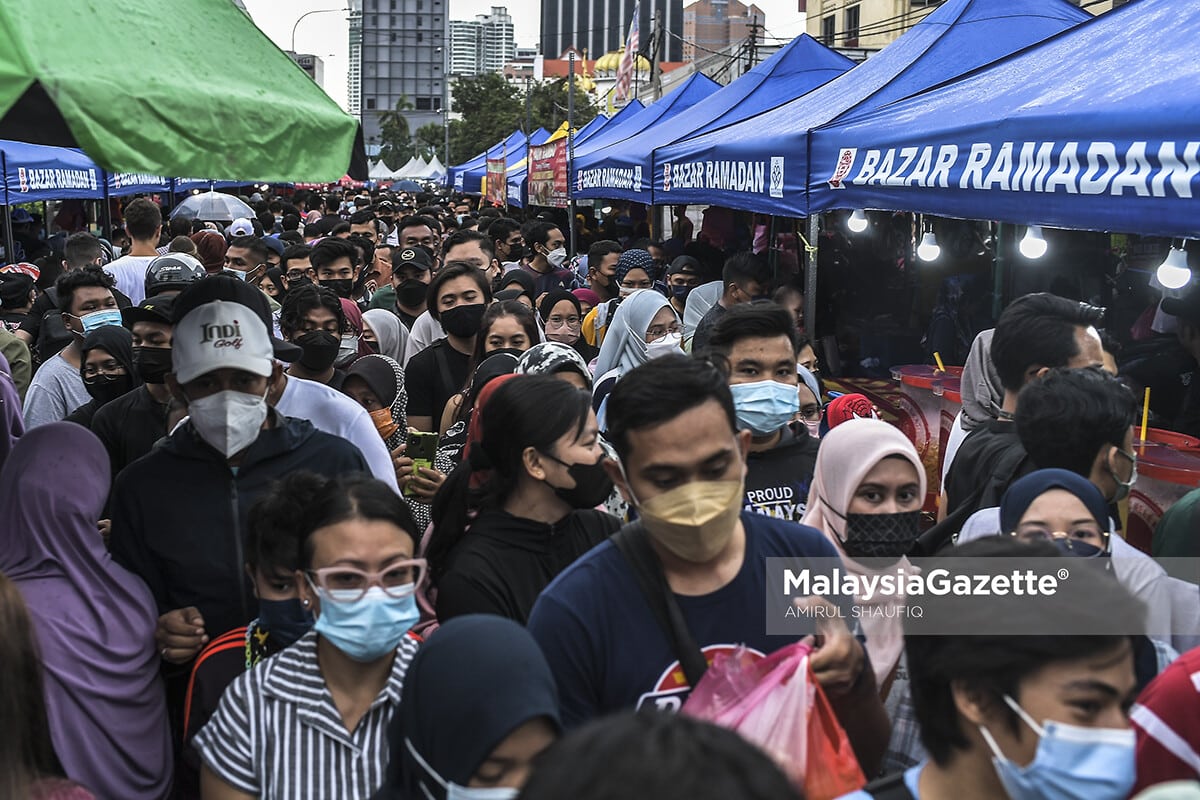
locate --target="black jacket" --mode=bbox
[109,412,370,638]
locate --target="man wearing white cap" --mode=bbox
[109,290,371,672]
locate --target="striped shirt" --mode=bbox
[193,630,420,799]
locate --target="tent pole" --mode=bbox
[2,152,13,262]
[567,51,577,258]
[805,215,818,339]
[992,222,1006,319]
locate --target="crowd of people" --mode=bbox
[0,185,1198,800]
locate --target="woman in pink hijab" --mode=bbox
[800,418,926,697]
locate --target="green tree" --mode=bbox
[412,123,444,160]
[377,96,414,168]
[449,73,521,162]
[526,78,599,133]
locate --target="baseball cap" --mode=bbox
[394,246,433,272]
[376,200,397,214]
[667,255,701,277]
[261,236,285,257]
[10,208,33,224]
[0,271,33,308]
[227,218,255,238]
[171,274,301,361]
[144,253,205,297]
[122,295,176,328]
[173,300,274,384]
[1,261,40,280]
[1161,288,1200,325]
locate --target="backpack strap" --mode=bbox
[862,772,916,800]
[611,522,709,688]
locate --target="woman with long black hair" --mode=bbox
[427,375,620,624]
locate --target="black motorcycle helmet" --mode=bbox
[144,253,205,298]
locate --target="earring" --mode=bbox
[302,599,310,607]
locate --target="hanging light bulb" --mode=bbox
[917,231,941,261]
[1156,243,1192,290]
[1019,225,1048,259]
[847,209,869,233]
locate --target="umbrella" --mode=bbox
[393,179,424,193]
[0,0,365,182]
[170,191,255,223]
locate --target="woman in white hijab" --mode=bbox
[800,418,927,695]
[362,308,410,364]
[591,289,681,430]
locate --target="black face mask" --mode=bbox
[286,275,313,291]
[542,452,614,509]
[362,339,381,354]
[132,346,172,384]
[256,598,313,648]
[396,278,429,309]
[440,303,487,338]
[840,511,922,564]
[294,330,340,373]
[506,243,525,262]
[320,279,354,299]
[83,373,133,406]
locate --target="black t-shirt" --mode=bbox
[404,338,471,422]
[943,420,1034,517]
[90,385,170,477]
[436,507,621,624]
[0,310,25,332]
[744,425,820,522]
[395,307,420,330]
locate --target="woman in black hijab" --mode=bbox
[381,614,561,800]
[65,326,140,429]
[538,291,598,363]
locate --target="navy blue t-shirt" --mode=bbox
[527,511,842,728]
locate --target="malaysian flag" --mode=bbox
[613,1,640,105]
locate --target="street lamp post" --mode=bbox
[291,7,349,53]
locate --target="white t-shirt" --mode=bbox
[103,255,156,305]
[23,352,90,428]
[402,311,444,368]
[275,375,400,493]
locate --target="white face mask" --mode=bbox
[645,331,683,360]
[545,247,567,269]
[406,738,520,800]
[187,388,270,458]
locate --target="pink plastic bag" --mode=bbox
[682,641,866,800]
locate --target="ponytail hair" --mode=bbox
[427,375,591,582]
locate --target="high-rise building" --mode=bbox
[348,0,363,117]
[541,0,684,63]
[682,0,764,63]
[287,53,326,89]
[356,0,448,150]
[449,6,516,77]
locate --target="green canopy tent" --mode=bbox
[0,0,366,183]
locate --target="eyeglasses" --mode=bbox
[1008,528,1109,556]
[286,267,316,281]
[799,403,822,422]
[306,559,426,602]
[82,359,126,381]
[646,323,681,340]
[546,315,581,327]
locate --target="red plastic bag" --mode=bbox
[682,641,866,800]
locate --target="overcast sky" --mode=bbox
[243,0,806,111]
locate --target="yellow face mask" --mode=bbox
[634,478,745,563]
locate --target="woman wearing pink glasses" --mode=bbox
[193,472,425,800]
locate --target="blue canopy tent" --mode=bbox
[651,0,1090,216]
[461,127,551,196]
[572,72,722,200]
[450,129,529,192]
[579,35,854,204]
[107,172,172,197]
[809,0,1200,238]
[1,139,104,203]
[173,178,246,192]
[506,106,638,208]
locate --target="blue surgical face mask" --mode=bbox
[729,379,801,436]
[978,694,1136,800]
[74,307,124,334]
[255,598,313,649]
[311,584,419,662]
[405,738,520,800]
